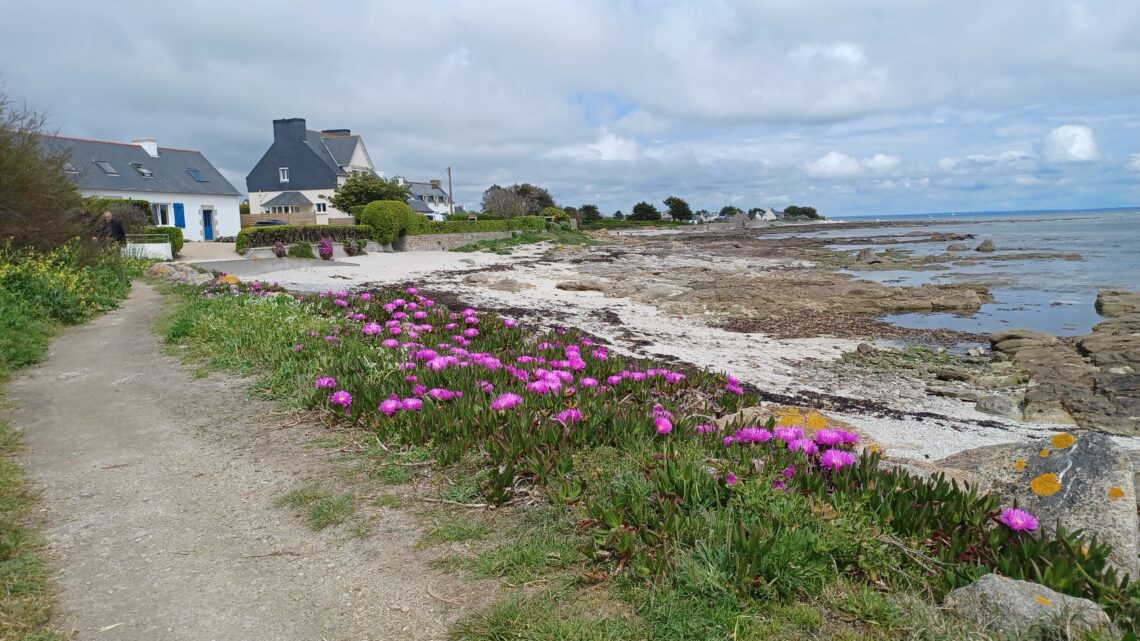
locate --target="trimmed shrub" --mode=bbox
[236,224,373,251]
[447,212,502,221]
[144,226,183,256]
[408,216,545,236]
[287,241,314,258]
[356,200,426,244]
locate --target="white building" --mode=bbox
[44,135,242,241]
[245,118,378,224]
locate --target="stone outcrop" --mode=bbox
[145,263,213,286]
[976,238,996,252]
[944,574,1115,638]
[853,248,886,264]
[937,431,1138,578]
[946,242,968,251]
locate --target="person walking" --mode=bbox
[96,209,126,243]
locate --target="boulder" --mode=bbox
[946,242,968,251]
[937,431,1138,577]
[555,281,606,292]
[944,574,1115,637]
[853,248,885,264]
[975,394,1022,419]
[976,239,997,252]
[488,279,532,293]
[1095,290,1140,318]
[855,343,876,355]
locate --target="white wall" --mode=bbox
[248,189,338,216]
[82,189,241,241]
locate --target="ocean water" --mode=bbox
[778,209,1140,337]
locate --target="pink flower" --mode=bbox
[389,326,402,336]
[491,393,523,411]
[329,390,352,412]
[725,383,744,395]
[359,293,371,302]
[606,375,623,386]
[314,377,337,389]
[788,438,819,455]
[819,449,856,471]
[503,318,517,328]
[591,348,608,360]
[838,430,861,445]
[379,398,402,416]
[812,429,844,447]
[696,424,718,434]
[428,388,456,401]
[579,377,598,388]
[771,480,787,491]
[725,472,737,487]
[463,328,479,338]
[781,465,796,479]
[652,405,673,421]
[381,338,400,349]
[293,344,304,351]
[999,508,1039,532]
[362,322,383,336]
[333,298,348,307]
[405,287,418,295]
[774,426,803,442]
[555,408,583,425]
[412,384,427,397]
[732,427,772,443]
[401,398,423,411]
[654,415,673,434]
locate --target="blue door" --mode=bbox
[202,210,214,240]
[173,203,185,228]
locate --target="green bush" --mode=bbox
[287,241,314,258]
[408,216,546,236]
[539,206,566,221]
[236,224,373,251]
[144,226,184,256]
[580,219,687,230]
[447,212,502,221]
[357,200,427,244]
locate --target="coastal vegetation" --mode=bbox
[160,279,1135,639]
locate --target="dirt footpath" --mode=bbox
[6,283,484,640]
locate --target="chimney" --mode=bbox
[132,137,159,158]
[430,179,441,189]
[321,128,351,136]
[272,118,307,142]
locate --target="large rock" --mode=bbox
[555,281,607,292]
[944,574,1115,637]
[975,394,1022,419]
[937,431,1138,577]
[976,238,997,252]
[853,248,886,264]
[946,242,968,251]
[1095,290,1140,318]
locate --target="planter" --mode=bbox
[245,241,383,260]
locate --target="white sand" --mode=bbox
[237,243,1140,460]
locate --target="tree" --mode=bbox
[783,204,822,220]
[0,93,86,251]
[719,205,743,218]
[663,196,693,221]
[613,210,625,221]
[578,204,601,222]
[747,207,764,220]
[630,201,660,221]
[240,201,250,216]
[327,173,410,212]
[481,182,556,218]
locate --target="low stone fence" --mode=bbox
[397,231,512,251]
[245,241,384,259]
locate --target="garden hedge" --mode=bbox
[580,219,687,230]
[408,216,546,236]
[144,226,184,256]
[356,200,427,244]
[235,224,374,251]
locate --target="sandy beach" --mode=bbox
[222,224,1140,462]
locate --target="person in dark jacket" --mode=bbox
[96,210,126,243]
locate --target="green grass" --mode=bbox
[418,512,493,548]
[277,483,326,508]
[308,494,356,530]
[451,229,600,254]
[0,291,54,384]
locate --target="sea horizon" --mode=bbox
[830,205,1140,222]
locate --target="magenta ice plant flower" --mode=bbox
[812,429,845,447]
[362,322,383,336]
[819,449,856,471]
[428,388,456,401]
[732,427,773,443]
[401,398,423,411]
[654,415,673,434]
[725,471,737,487]
[503,318,517,328]
[999,508,1039,532]
[491,393,523,411]
[788,438,819,455]
[579,377,598,388]
[293,344,304,351]
[696,424,718,434]
[378,398,402,416]
[315,377,337,389]
[774,426,803,442]
[329,390,352,413]
[782,465,796,479]
[555,408,583,425]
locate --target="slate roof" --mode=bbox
[263,191,313,207]
[42,135,241,197]
[408,198,434,214]
[406,180,449,199]
[303,130,347,177]
[320,134,361,168]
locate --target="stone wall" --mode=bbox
[399,231,512,251]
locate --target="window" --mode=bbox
[278,167,289,183]
[187,168,209,182]
[64,161,78,174]
[96,160,118,176]
[151,203,170,226]
[132,163,154,178]
[269,205,299,214]
[316,203,327,213]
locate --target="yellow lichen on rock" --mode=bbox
[1050,433,1076,449]
[1014,459,1026,470]
[804,412,828,431]
[1039,449,1050,458]
[1030,473,1062,497]
[1109,486,1125,500]
[1034,595,1053,607]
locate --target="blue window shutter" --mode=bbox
[173,203,185,228]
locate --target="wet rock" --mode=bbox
[944,574,1115,638]
[855,343,876,355]
[976,239,996,252]
[946,242,968,251]
[934,366,972,381]
[1095,290,1140,318]
[854,248,885,264]
[937,431,1138,577]
[975,394,1022,419]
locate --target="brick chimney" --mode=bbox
[272,118,307,142]
[430,179,441,189]
[132,137,159,158]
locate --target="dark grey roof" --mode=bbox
[263,191,312,207]
[406,180,449,199]
[303,130,346,177]
[320,134,360,167]
[43,135,241,197]
[408,198,433,213]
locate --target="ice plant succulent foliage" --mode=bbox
[186,280,1140,633]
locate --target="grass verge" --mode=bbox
[452,229,600,254]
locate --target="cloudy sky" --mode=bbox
[3,1,1139,217]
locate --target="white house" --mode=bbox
[760,207,778,221]
[245,118,379,224]
[44,135,242,241]
[399,177,456,220]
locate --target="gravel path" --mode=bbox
[5,283,486,640]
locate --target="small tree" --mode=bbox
[327,173,410,212]
[719,205,744,218]
[240,201,250,216]
[0,93,86,251]
[630,201,660,221]
[357,200,426,244]
[539,206,566,221]
[663,196,693,221]
[579,204,601,222]
[481,184,530,218]
[613,210,625,220]
[783,205,822,220]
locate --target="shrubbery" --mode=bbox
[356,200,426,244]
[0,242,140,325]
[411,216,545,236]
[581,219,687,230]
[236,224,373,251]
[144,226,184,256]
[287,241,314,258]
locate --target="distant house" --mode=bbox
[400,178,454,219]
[43,135,242,241]
[245,118,379,225]
[760,208,778,221]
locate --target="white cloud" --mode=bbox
[806,151,900,178]
[1128,154,1140,171]
[1014,175,1043,186]
[548,129,638,162]
[789,42,866,67]
[937,150,1035,174]
[1044,125,1098,162]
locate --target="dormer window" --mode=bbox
[96,160,118,176]
[132,163,154,178]
[187,169,209,182]
[63,161,78,174]
[279,167,289,183]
